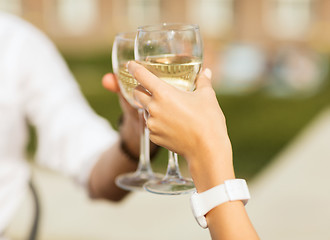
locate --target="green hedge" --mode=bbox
[27,53,330,180]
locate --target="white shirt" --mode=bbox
[0,12,118,232]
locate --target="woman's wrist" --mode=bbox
[189,160,235,193]
[186,136,235,192]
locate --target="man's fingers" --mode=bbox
[103,73,138,115]
[128,61,167,94]
[195,68,212,90]
[133,85,152,110]
[102,73,120,93]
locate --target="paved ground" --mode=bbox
[6,108,330,239]
[247,108,330,240]
[7,167,210,240]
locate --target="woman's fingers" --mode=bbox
[195,68,212,90]
[102,73,120,92]
[127,61,168,94]
[133,85,152,110]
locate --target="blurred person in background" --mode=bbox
[103,61,260,240]
[0,11,155,239]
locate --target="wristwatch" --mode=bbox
[190,179,251,228]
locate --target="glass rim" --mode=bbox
[137,23,200,32]
[114,31,136,41]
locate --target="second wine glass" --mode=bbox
[135,23,203,195]
[112,32,163,191]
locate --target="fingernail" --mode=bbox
[204,68,212,79]
[126,61,131,69]
[127,61,136,76]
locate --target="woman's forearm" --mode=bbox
[207,201,259,240]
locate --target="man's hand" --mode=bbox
[87,73,140,201]
[102,73,140,158]
[102,73,120,93]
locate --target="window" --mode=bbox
[264,0,313,40]
[127,0,160,28]
[0,0,22,15]
[187,0,234,38]
[56,0,98,35]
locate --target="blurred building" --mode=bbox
[1,0,329,95]
[1,0,330,53]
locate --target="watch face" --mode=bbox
[224,179,250,204]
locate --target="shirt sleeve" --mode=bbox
[17,23,118,187]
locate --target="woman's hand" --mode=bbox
[128,61,235,191]
[126,63,259,240]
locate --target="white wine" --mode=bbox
[118,67,139,107]
[140,55,202,92]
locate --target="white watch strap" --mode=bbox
[190,179,250,228]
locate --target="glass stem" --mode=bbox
[164,151,183,179]
[136,109,153,176]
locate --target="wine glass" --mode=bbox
[112,32,163,191]
[135,23,203,195]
